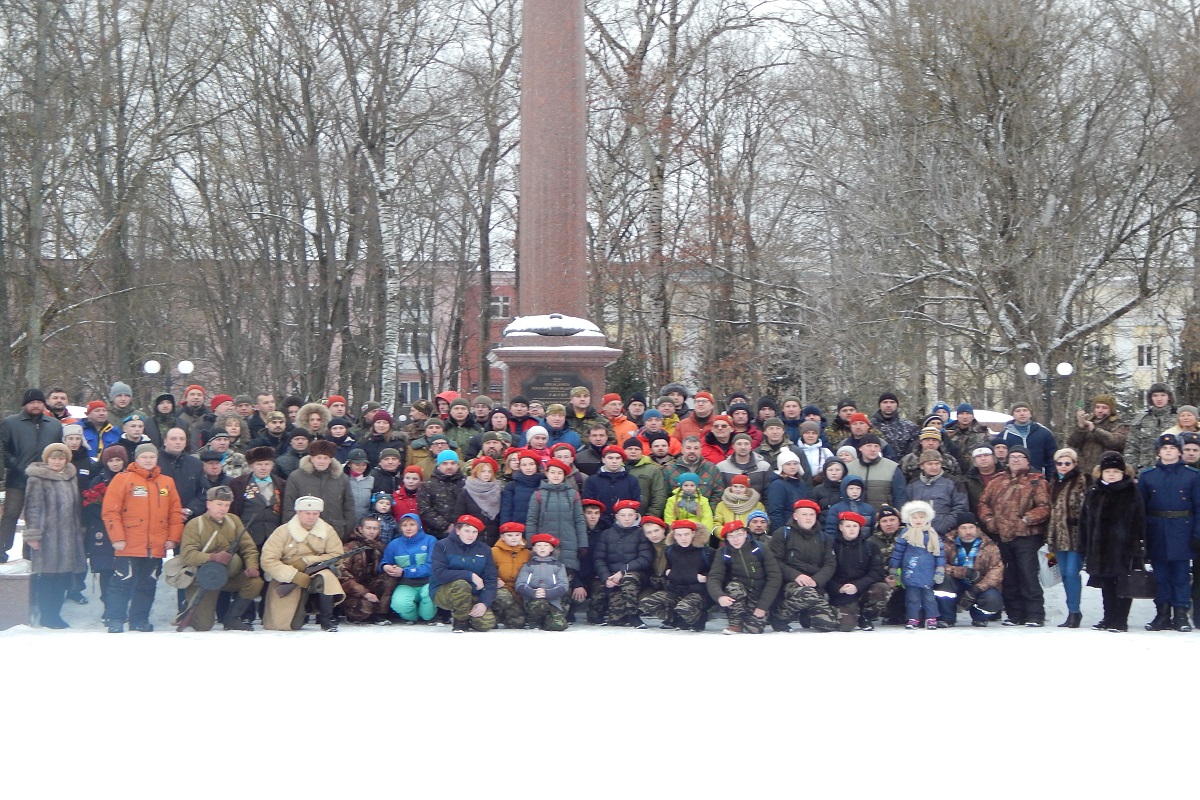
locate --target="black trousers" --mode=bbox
[104,557,162,624]
[998,535,1045,623]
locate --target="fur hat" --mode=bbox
[222,452,249,478]
[1053,447,1079,463]
[41,442,71,462]
[900,500,936,525]
[1092,394,1117,411]
[246,446,276,464]
[1099,451,1127,472]
[207,485,234,502]
[306,439,337,458]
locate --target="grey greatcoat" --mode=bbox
[23,462,86,575]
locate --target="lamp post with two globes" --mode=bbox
[143,357,195,396]
[1023,361,1074,428]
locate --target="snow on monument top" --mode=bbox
[502,314,602,337]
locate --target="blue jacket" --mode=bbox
[766,472,813,532]
[592,522,653,581]
[429,529,498,606]
[545,424,582,452]
[1137,461,1200,561]
[582,468,642,530]
[500,471,542,525]
[889,528,945,589]
[823,476,877,540]
[1000,422,1058,477]
[380,516,438,584]
[81,420,120,458]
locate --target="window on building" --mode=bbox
[398,382,423,404]
[489,294,511,318]
[1137,345,1155,367]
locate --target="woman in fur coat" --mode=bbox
[23,443,87,628]
[1078,451,1145,633]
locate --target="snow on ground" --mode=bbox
[4,572,1199,796]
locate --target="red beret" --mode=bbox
[582,499,606,511]
[518,449,541,463]
[719,520,746,539]
[793,499,821,513]
[641,516,666,529]
[671,519,698,531]
[613,499,640,513]
[602,445,625,458]
[456,515,484,530]
[530,533,560,548]
[499,522,525,534]
[503,447,522,459]
[550,442,576,456]
[837,511,867,527]
[546,458,570,474]
[472,456,499,474]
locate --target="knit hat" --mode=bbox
[307,440,337,458]
[210,394,234,411]
[207,485,234,502]
[424,417,444,430]
[449,397,470,409]
[246,446,276,463]
[601,393,622,406]
[849,412,870,425]
[289,429,314,442]
[526,425,548,440]
[546,458,570,474]
[756,396,779,412]
[836,398,856,412]
[858,433,882,446]
[836,446,857,459]
[184,384,205,398]
[569,386,590,398]
[1007,445,1031,459]
[676,471,700,488]
[207,430,231,441]
[1179,405,1199,418]
[499,522,525,535]
[109,381,133,399]
[956,512,979,529]
[876,504,900,521]
[629,391,648,406]
[294,495,324,512]
[931,402,952,417]
[135,443,158,458]
[471,395,494,407]
[877,392,898,405]
[377,448,401,460]
[22,388,46,405]
[837,511,866,527]
[694,391,715,403]
[727,402,751,417]
[436,450,459,464]
[403,465,425,479]
[956,403,974,414]
[410,399,434,416]
[918,427,942,441]
[233,394,253,406]
[456,514,484,530]
[546,403,567,416]
[793,499,821,513]
[1099,451,1127,472]
[709,414,732,426]
[764,418,785,430]
[718,520,746,539]
[530,533,560,548]
[613,499,640,513]
[798,421,819,435]
[746,509,769,525]
[922,414,943,428]
[731,433,752,444]
[730,475,750,488]
[41,442,71,462]
[370,491,392,505]
[102,445,128,465]
[776,450,801,469]
[86,400,108,414]
[368,409,392,424]
[509,395,530,406]
[62,423,85,441]
[346,449,369,463]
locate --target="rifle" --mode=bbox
[275,546,368,597]
[174,526,247,632]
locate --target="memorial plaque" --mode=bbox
[523,372,589,406]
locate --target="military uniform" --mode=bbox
[178,512,264,631]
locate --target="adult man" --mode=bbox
[600,393,638,443]
[108,381,142,422]
[283,439,355,540]
[274,428,312,479]
[80,401,119,457]
[899,428,962,481]
[176,384,215,450]
[260,495,346,631]
[1137,434,1200,632]
[149,394,177,444]
[194,450,232,517]
[177,486,264,631]
[766,500,839,632]
[1182,432,1200,467]
[659,382,690,419]
[100,443,184,632]
[905,451,969,536]
[1060,393,1128,478]
[507,395,538,445]
[417,450,464,538]
[824,399,858,446]
[845,435,907,510]
[443,398,480,454]
[405,417,443,479]
[715,433,771,495]
[943,403,994,472]
[1,389,64,560]
[565,387,613,441]
[962,445,1002,513]
[229,446,288,549]
[45,388,73,422]
[470,395,495,428]
[936,513,1004,627]
[543,403,582,451]
[654,396,682,436]
[574,424,611,477]
[837,412,896,460]
[755,418,802,476]
[999,402,1058,477]
[250,410,290,453]
[248,392,277,437]
[623,438,667,519]
[583,446,642,531]
[977,447,1050,626]
[638,409,679,455]
[662,435,724,507]
[1127,383,1178,473]
[871,392,920,459]
[700,415,736,464]
[672,390,716,442]
[157,427,206,522]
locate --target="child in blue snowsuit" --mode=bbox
[889,500,945,630]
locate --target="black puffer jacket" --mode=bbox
[592,523,653,581]
[665,544,711,597]
[768,523,836,586]
[828,534,885,606]
[416,470,465,539]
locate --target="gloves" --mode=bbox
[290,571,312,589]
[209,551,233,566]
[934,567,945,585]
[964,568,979,583]
[957,586,979,611]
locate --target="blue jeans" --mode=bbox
[1057,550,1084,613]
[905,586,938,621]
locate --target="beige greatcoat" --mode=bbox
[260,516,346,630]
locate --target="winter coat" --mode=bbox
[544,423,582,452]
[713,487,765,532]
[509,415,541,446]
[757,439,809,480]
[870,411,920,460]
[360,432,407,469]
[1047,468,1089,552]
[827,534,885,606]
[227,473,287,548]
[346,472,374,521]
[416,470,465,538]
[626,456,668,519]
[443,416,481,454]
[1127,405,1178,472]
[1137,461,1200,561]
[82,466,121,571]
[836,431,897,462]
[574,443,606,477]
[515,555,571,609]
[100,463,185,558]
[157,450,207,514]
[525,480,588,570]
[663,489,715,544]
[701,432,734,465]
[999,421,1058,477]
[846,455,908,510]
[943,421,994,473]
[715,454,772,496]
[664,544,711,598]
[607,414,639,444]
[662,458,724,506]
[80,420,120,460]
[500,471,543,526]
[899,449,962,483]
[178,512,260,576]
[22,462,86,574]
[977,468,1051,543]
[429,530,498,607]
[260,517,346,630]
[889,528,945,590]
[768,522,836,586]
[380,522,438,586]
[708,538,782,610]
[766,472,813,532]
[1064,415,1129,476]
[565,407,614,442]
[336,530,392,620]
[592,523,653,581]
[582,468,642,530]
[905,473,968,536]
[1,410,64,489]
[282,456,357,540]
[812,479,843,524]
[962,467,1002,514]
[391,486,420,521]
[176,406,216,451]
[823,476,877,540]
[946,535,1004,593]
[370,466,404,496]
[672,412,715,444]
[493,540,531,591]
[1079,472,1145,579]
[456,484,502,545]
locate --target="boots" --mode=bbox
[316,594,338,632]
[1172,607,1192,632]
[37,573,70,629]
[1058,612,1082,628]
[223,597,255,631]
[1145,603,1172,631]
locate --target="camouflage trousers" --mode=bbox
[830,582,892,631]
[433,580,497,631]
[525,598,568,631]
[721,581,769,633]
[589,573,643,624]
[638,590,708,626]
[492,587,526,628]
[773,581,839,632]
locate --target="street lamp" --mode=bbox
[1023,361,1074,426]
[144,357,195,395]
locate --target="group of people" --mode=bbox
[2,377,1195,634]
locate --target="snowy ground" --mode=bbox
[4,553,1199,796]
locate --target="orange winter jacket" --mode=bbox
[493,540,531,592]
[101,464,185,557]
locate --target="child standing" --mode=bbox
[889,500,945,630]
[492,521,532,628]
[515,533,571,631]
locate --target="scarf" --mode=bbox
[676,489,699,516]
[719,487,761,515]
[955,537,981,568]
[465,476,502,519]
[901,524,941,556]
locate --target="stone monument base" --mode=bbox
[489,314,623,406]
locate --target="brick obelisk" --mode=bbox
[492,0,621,405]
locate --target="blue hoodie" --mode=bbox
[823,475,877,540]
[379,513,438,585]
